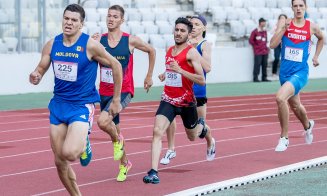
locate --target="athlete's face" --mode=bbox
[174,23,189,45]
[292,0,306,19]
[107,9,124,30]
[190,18,205,38]
[62,11,83,36]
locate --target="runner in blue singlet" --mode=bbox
[270,0,324,152]
[29,4,123,195]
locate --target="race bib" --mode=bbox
[53,61,78,82]
[165,70,182,87]
[100,67,113,83]
[285,47,303,62]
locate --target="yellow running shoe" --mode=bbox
[113,134,124,161]
[116,161,132,182]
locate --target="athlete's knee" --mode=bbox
[97,115,111,131]
[54,157,68,172]
[186,133,196,141]
[276,94,287,106]
[153,126,164,139]
[62,148,80,162]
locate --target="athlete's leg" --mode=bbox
[276,82,295,137]
[97,112,119,142]
[288,94,310,129]
[166,119,176,151]
[50,122,88,196]
[152,115,171,170]
[197,104,213,148]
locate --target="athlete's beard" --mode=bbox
[175,37,188,45]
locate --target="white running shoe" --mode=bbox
[207,138,216,161]
[275,137,289,152]
[304,120,314,144]
[160,150,176,165]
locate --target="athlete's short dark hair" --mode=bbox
[109,5,125,18]
[175,17,193,33]
[292,0,306,6]
[64,4,85,22]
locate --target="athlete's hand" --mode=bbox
[158,73,166,82]
[29,71,42,85]
[169,60,182,74]
[144,76,153,93]
[312,57,320,67]
[91,33,101,42]
[109,101,122,117]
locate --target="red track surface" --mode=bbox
[1,92,327,195]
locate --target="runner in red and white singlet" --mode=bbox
[161,45,195,107]
[143,17,214,184]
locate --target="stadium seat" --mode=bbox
[3,37,18,52]
[149,34,165,48]
[83,0,98,8]
[141,11,156,22]
[0,39,7,53]
[129,23,145,35]
[0,10,9,23]
[219,0,232,7]
[232,0,244,8]
[162,34,174,48]
[0,0,15,9]
[277,0,291,8]
[212,7,227,25]
[316,0,327,7]
[242,19,257,37]
[136,33,149,43]
[144,23,159,34]
[158,23,173,34]
[193,0,209,13]
[265,0,277,8]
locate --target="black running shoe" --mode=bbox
[143,169,160,184]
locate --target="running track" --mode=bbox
[1,92,327,195]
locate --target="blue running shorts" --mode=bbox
[48,99,95,132]
[280,71,308,95]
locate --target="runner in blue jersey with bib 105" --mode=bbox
[160,15,215,165]
[29,4,122,196]
[270,0,324,152]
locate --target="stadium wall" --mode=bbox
[1,47,327,95]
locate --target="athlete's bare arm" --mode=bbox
[87,38,122,114]
[311,22,324,67]
[270,18,292,49]
[29,39,54,85]
[129,35,156,92]
[200,41,212,73]
[169,47,205,85]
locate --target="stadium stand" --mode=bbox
[0,0,326,53]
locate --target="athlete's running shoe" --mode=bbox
[143,169,160,184]
[80,135,92,166]
[304,120,314,144]
[117,160,133,182]
[206,138,216,161]
[113,134,124,161]
[160,150,176,165]
[275,137,289,152]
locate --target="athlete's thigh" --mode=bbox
[276,81,295,101]
[63,122,89,154]
[50,123,68,156]
[154,114,171,135]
